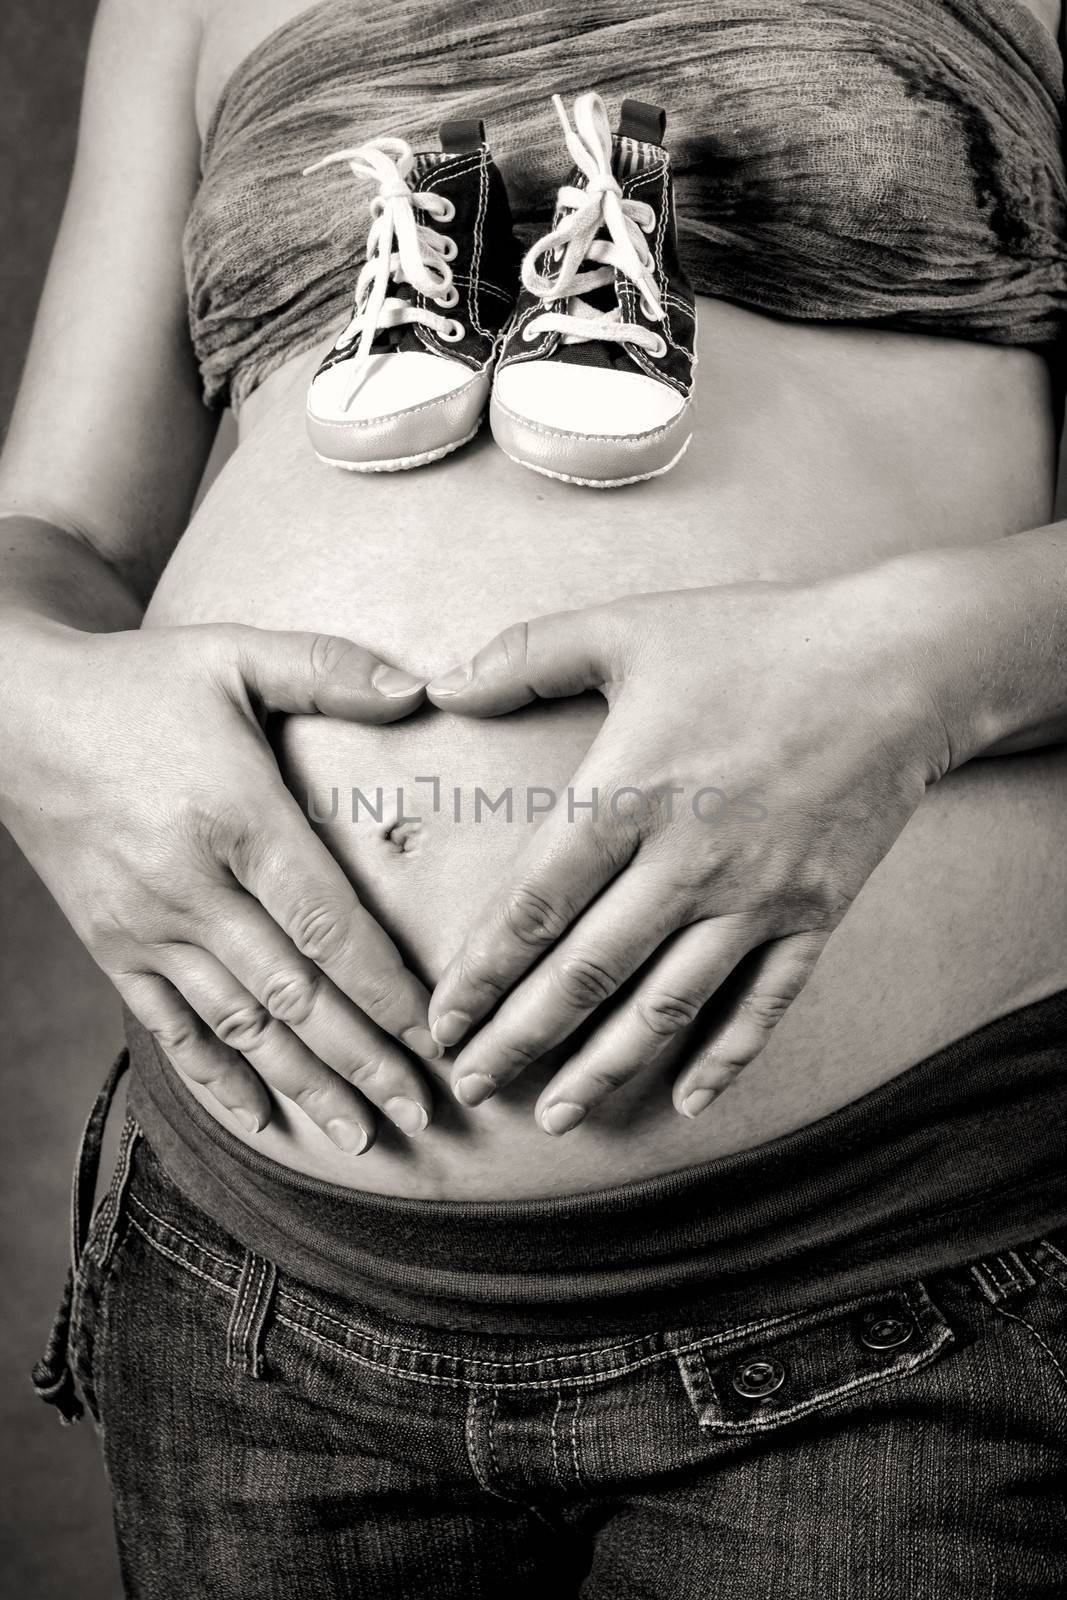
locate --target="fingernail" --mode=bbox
[403,1026,444,1061]
[326,1117,369,1153]
[371,664,425,698]
[232,1107,260,1134]
[540,1101,587,1136]
[428,665,471,696]
[431,1010,471,1048]
[681,1089,717,1119]
[455,1072,497,1107]
[385,1096,429,1137]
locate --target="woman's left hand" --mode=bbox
[424,572,955,1132]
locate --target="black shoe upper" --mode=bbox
[498,100,696,398]
[315,121,521,384]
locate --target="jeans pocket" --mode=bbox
[673,1281,955,1436]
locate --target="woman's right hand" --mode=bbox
[0,617,441,1152]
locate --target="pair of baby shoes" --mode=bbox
[304,92,696,489]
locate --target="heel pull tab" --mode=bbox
[618,99,667,146]
[439,118,486,153]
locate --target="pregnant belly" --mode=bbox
[144,298,1067,1198]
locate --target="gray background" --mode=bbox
[2,3,130,1594]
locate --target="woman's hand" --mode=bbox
[0,618,439,1151]
[424,574,954,1132]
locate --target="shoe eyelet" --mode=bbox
[440,320,466,343]
[433,196,456,224]
[649,335,668,360]
[521,324,538,343]
[434,285,460,309]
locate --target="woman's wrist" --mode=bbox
[839,526,1067,773]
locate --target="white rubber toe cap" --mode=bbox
[493,361,685,435]
[306,351,488,471]
[490,360,692,486]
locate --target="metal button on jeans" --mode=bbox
[731,1357,787,1398]
[859,1310,915,1351]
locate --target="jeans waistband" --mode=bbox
[123,990,1067,1334]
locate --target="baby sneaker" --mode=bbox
[305,120,519,471]
[491,92,696,488]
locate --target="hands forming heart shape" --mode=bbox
[3,563,957,1152]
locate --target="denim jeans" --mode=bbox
[51,1105,1067,1599]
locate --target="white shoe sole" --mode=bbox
[498,433,691,488]
[312,424,481,474]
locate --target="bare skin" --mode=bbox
[1,0,1065,1199]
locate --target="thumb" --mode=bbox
[426,609,615,716]
[212,624,426,724]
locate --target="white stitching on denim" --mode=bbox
[987,1255,1015,1296]
[549,1392,564,1489]
[463,1389,559,1525]
[1007,1251,1037,1291]
[971,1264,1001,1304]
[694,1324,955,1435]
[277,1286,934,1383]
[129,1216,238,1297]
[487,1391,506,1483]
[277,1288,655,1371]
[227,1253,255,1367]
[127,1197,954,1413]
[128,1192,234,1275]
[570,1392,584,1487]
[99,1121,139,1270]
[989,1302,1067,1414]
[230,1254,269,1372]
[465,1390,496,1495]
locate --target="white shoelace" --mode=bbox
[520,93,667,358]
[304,137,465,407]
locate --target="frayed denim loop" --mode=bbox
[32,1049,132,1423]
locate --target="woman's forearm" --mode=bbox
[848,522,1067,770]
[0,511,143,637]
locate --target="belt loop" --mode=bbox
[970,1250,1038,1307]
[226,1249,277,1379]
[32,1048,131,1424]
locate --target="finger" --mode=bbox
[228,792,442,1064]
[425,607,618,714]
[447,862,684,1106]
[672,932,829,1116]
[115,971,272,1135]
[205,889,432,1137]
[533,918,754,1134]
[428,761,637,1049]
[162,946,377,1154]
[210,624,427,725]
